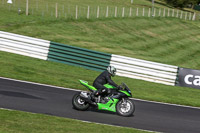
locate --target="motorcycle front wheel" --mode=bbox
[72,93,89,111]
[116,99,135,117]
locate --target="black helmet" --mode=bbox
[107,66,117,77]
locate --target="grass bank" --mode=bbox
[0,109,147,133]
[1,8,200,69]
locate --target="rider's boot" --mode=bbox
[90,91,101,103]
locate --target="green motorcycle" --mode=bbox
[72,80,135,117]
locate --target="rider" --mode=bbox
[91,66,119,101]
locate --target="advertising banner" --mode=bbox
[176,67,200,89]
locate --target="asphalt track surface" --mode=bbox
[0,78,200,133]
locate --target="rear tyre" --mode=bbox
[116,99,135,117]
[72,93,89,111]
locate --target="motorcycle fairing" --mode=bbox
[79,80,117,91]
[79,80,97,91]
[119,90,131,97]
[97,98,119,112]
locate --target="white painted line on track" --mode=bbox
[0,76,80,92]
[78,119,159,133]
[132,98,200,110]
[1,76,200,110]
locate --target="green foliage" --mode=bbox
[164,0,200,8]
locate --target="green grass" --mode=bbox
[0,109,147,133]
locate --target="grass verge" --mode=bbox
[0,109,148,133]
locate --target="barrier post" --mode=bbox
[97,6,99,18]
[87,6,90,19]
[55,3,58,18]
[26,0,28,15]
[115,6,117,17]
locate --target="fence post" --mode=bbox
[143,7,145,16]
[168,8,170,17]
[68,5,70,18]
[26,0,29,15]
[63,5,65,14]
[87,6,90,19]
[36,0,38,10]
[185,12,187,20]
[172,9,174,17]
[136,7,138,16]
[97,6,99,18]
[176,10,179,18]
[163,8,165,17]
[42,10,44,17]
[158,8,161,16]
[76,5,78,19]
[129,7,132,17]
[46,3,48,12]
[115,6,117,17]
[192,13,196,21]
[189,12,192,20]
[122,7,125,17]
[153,8,156,17]
[148,8,151,17]
[55,3,58,18]
[180,11,183,19]
[106,6,108,18]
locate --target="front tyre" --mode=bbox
[72,93,89,111]
[116,99,135,117]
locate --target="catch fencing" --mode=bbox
[0,31,179,86]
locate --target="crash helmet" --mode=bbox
[107,66,117,77]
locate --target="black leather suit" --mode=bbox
[93,70,118,95]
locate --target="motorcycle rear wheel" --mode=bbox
[72,93,89,111]
[116,99,135,117]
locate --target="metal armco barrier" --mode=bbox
[176,68,200,89]
[0,31,50,60]
[0,31,180,86]
[110,54,178,86]
[48,42,111,72]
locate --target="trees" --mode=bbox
[164,0,199,8]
